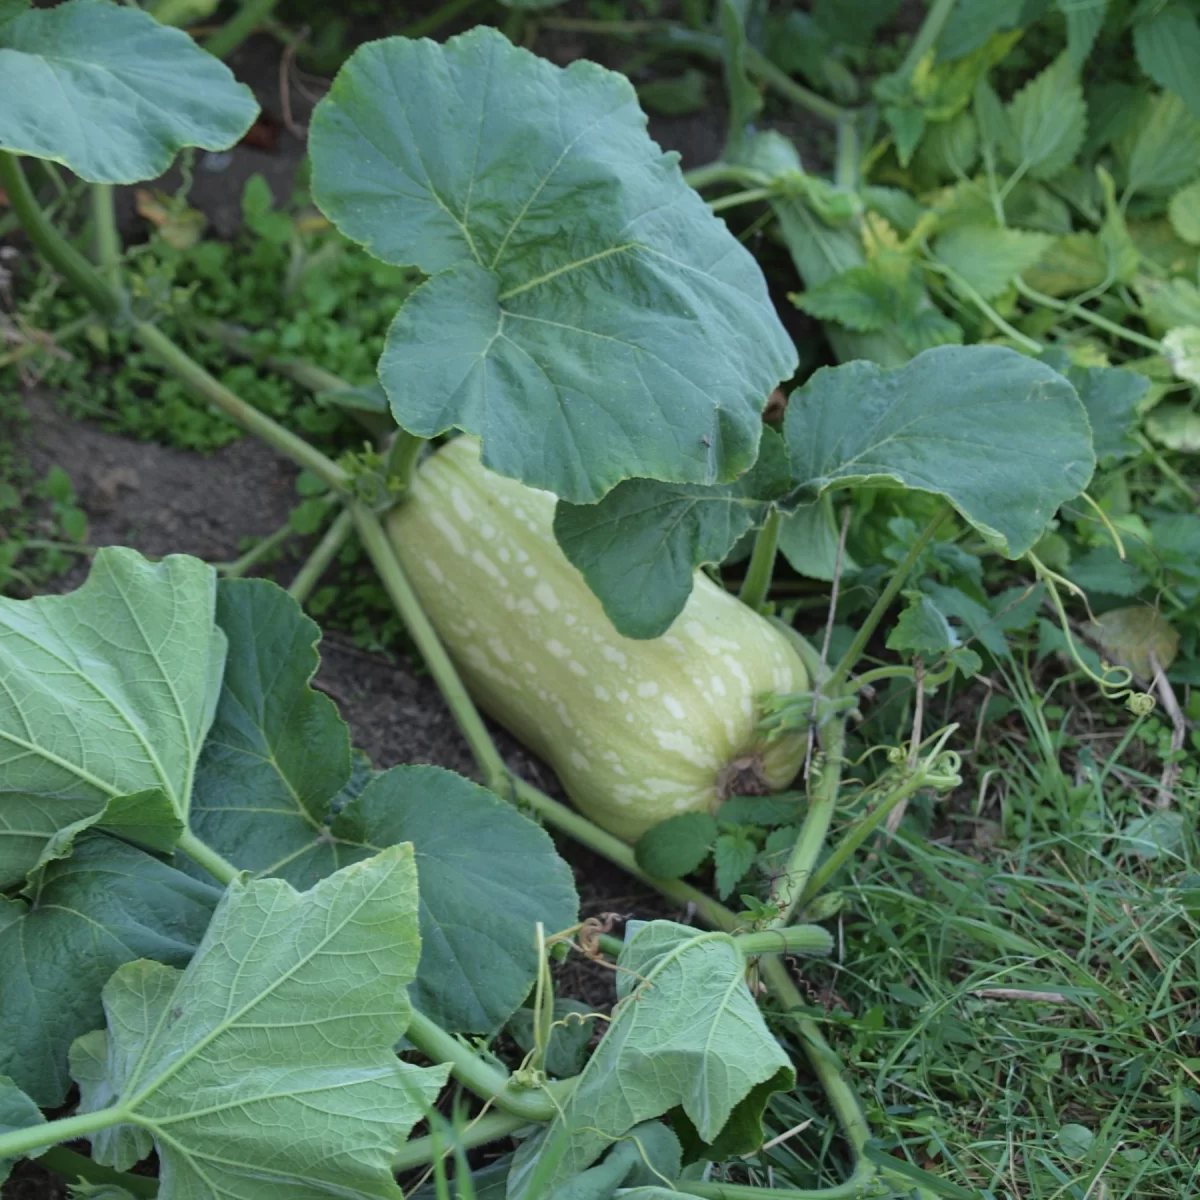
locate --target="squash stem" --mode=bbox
[767,718,846,927]
[0,1105,125,1164]
[39,1147,158,1198]
[896,0,959,79]
[288,506,355,604]
[89,183,123,291]
[350,502,514,795]
[825,508,948,693]
[391,1110,533,1173]
[176,829,242,886]
[738,508,781,613]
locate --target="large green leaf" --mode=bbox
[0,0,257,183]
[0,833,219,1107]
[553,429,792,638]
[782,345,1094,558]
[189,581,577,1032]
[0,1076,44,1184]
[1041,350,1147,466]
[0,548,226,889]
[309,29,795,504]
[69,846,449,1199]
[188,578,352,878]
[506,921,793,1198]
[1134,3,1200,121]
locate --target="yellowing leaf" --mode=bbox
[1137,276,1200,332]
[1163,326,1200,385]
[1022,231,1108,296]
[1091,606,1179,678]
[134,188,206,249]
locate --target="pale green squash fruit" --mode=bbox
[387,438,809,841]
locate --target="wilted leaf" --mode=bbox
[1146,402,1200,451]
[1090,606,1179,677]
[1023,232,1108,296]
[70,848,449,1198]
[0,0,257,182]
[506,921,793,1197]
[309,28,796,504]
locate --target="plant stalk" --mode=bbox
[708,186,776,213]
[767,718,846,926]
[218,513,312,578]
[683,162,772,190]
[799,726,956,904]
[0,1107,122,1163]
[350,502,513,794]
[739,508,781,612]
[289,506,355,604]
[204,0,280,58]
[404,1011,567,1122]
[654,1172,877,1200]
[90,184,123,290]
[897,0,959,78]
[176,828,243,886]
[1014,279,1163,353]
[385,430,426,490]
[0,152,121,318]
[825,508,948,692]
[203,320,354,394]
[392,1110,533,1173]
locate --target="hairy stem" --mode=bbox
[897,0,958,77]
[739,508,781,612]
[133,322,350,493]
[826,508,948,692]
[176,828,242,886]
[404,1011,568,1122]
[767,718,846,926]
[0,152,120,318]
[0,1107,123,1163]
[204,0,280,58]
[288,506,355,604]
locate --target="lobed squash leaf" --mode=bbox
[309,28,796,505]
[0,0,257,182]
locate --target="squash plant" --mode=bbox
[0,3,1136,1197]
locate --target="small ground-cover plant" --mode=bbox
[0,2,1191,1196]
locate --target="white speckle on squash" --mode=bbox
[637,681,659,698]
[663,694,685,719]
[546,639,568,658]
[451,487,473,521]
[430,511,467,555]
[569,660,588,677]
[534,582,560,611]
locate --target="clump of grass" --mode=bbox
[731,669,1199,1199]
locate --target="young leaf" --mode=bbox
[886,590,961,656]
[188,579,578,1033]
[0,0,257,183]
[0,834,219,1108]
[1133,3,1200,120]
[717,793,804,827]
[1022,231,1108,296]
[713,830,757,899]
[634,812,718,880]
[794,262,925,330]
[506,921,793,1197]
[1057,0,1109,71]
[883,104,926,166]
[778,495,859,582]
[69,847,449,1198]
[932,224,1055,299]
[539,1121,681,1199]
[1006,54,1087,180]
[1169,179,1200,244]
[309,28,796,504]
[0,1076,44,1184]
[1115,91,1200,196]
[1164,325,1200,385]
[506,999,598,1079]
[0,549,225,890]
[552,428,792,638]
[782,346,1095,559]
[1146,403,1200,451]
[1138,276,1200,331]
